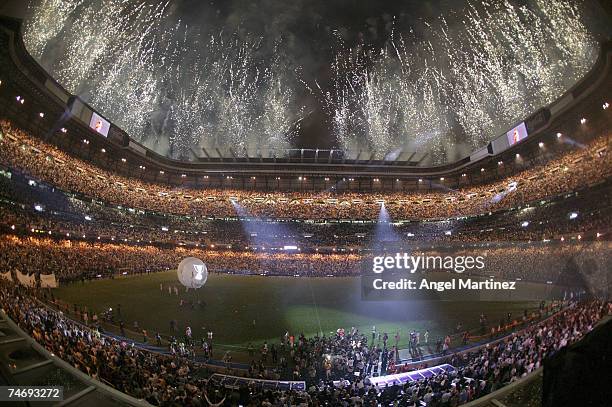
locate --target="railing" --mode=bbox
[0,309,151,406]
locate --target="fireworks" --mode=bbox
[24,0,599,163]
[24,0,303,159]
[318,0,598,164]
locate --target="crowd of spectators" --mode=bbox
[0,234,607,284]
[0,168,609,249]
[0,235,361,281]
[1,280,608,406]
[0,121,610,222]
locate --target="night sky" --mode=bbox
[3,0,611,154]
[2,0,469,149]
[173,0,469,148]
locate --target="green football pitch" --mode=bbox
[53,271,548,354]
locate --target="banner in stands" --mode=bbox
[40,273,58,288]
[15,270,36,287]
[0,271,12,281]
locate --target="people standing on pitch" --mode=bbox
[261,342,268,362]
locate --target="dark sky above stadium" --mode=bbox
[171,0,470,148]
[3,0,611,157]
[1,0,471,148]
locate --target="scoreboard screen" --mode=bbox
[89,112,110,137]
[506,122,528,146]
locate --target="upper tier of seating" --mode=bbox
[0,121,610,221]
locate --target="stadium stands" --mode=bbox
[0,12,609,407]
[0,121,610,222]
[1,280,608,405]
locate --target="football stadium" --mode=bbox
[0,0,610,406]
